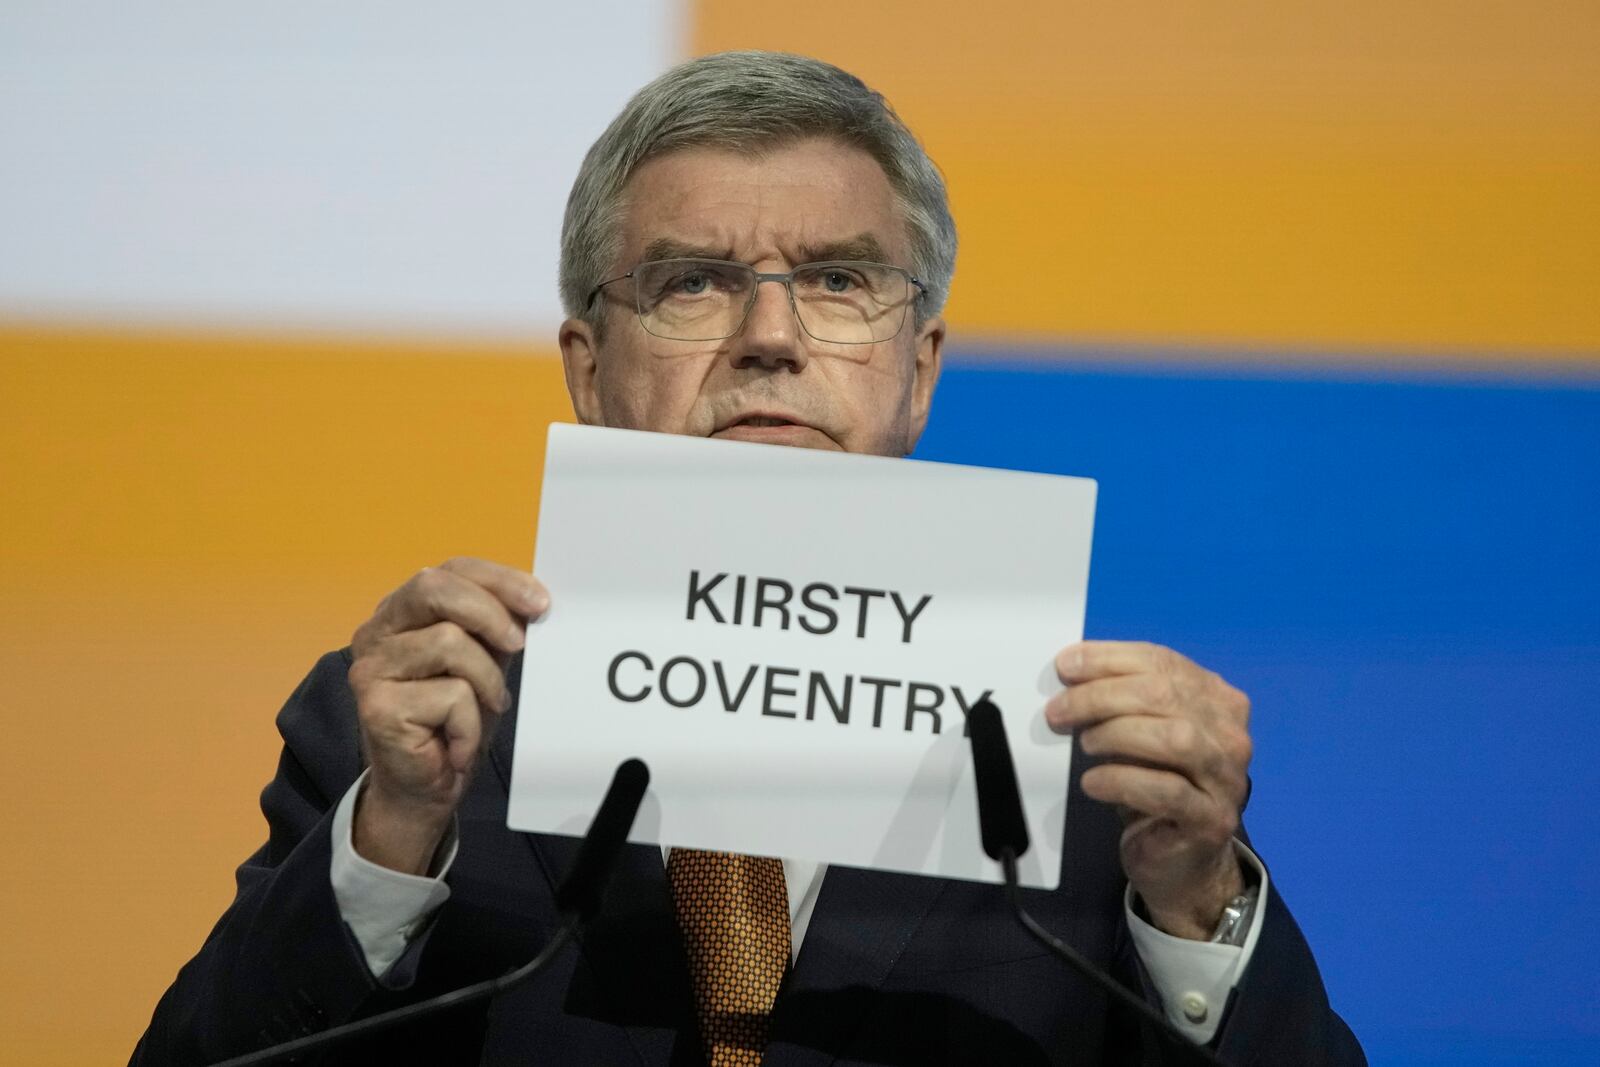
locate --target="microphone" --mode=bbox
[556,757,651,919]
[969,698,1030,861]
[966,701,1232,1067]
[210,758,651,1067]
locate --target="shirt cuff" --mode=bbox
[329,769,459,979]
[1124,840,1270,1044]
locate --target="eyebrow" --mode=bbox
[795,234,890,265]
[640,237,735,263]
[636,233,894,268]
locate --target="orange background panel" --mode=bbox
[694,0,1600,357]
[0,325,573,1063]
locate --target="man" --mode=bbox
[134,51,1364,1065]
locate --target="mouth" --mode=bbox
[730,415,793,428]
[710,411,833,448]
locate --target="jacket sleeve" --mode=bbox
[1205,886,1366,1067]
[1114,886,1364,1067]
[129,650,383,1066]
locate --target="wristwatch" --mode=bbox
[1209,884,1259,947]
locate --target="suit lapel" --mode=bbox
[764,865,946,1067]
[489,693,698,1066]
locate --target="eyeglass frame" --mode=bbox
[584,257,929,345]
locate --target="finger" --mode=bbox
[362,674,477,741]
[362,676,487,777]
[1045,673,1173,731]
[364,565,530,655]
[1055,640,1186,685]
[364,621,512,713]
[441,680,487,774]
[438,557,549,617]
[1077,715,1236,795]
[1079,763,1224,831]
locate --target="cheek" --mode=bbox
[599,349,715,433]
[833,356,917,453]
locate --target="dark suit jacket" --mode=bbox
[132,650,1364,1066]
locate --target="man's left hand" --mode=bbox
[1045,641,1253,940]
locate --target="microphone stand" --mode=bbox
[996,851,1232,1067]
[208,920,579,1067]
[207,757,650,1067]
[967,700,1231,1067]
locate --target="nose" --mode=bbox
[728,276,808,373]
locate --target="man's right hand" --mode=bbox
[347,558,549,874]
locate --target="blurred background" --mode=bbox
[2,2,1596,1063]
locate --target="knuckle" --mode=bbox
[1165,717,1200,758]
[1229,686,1252,723]
[434,620,470,655]
[347,656,373,691]
[1212,719,1252,767]
[444,685,480,724]
[1208,673,1250,717]
[446,676,476,708]
[356,680,397,726]
[411,565,449,602]
[1231,729,1255,769]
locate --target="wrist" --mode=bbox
[352,779,455,876]
[1142,852,1250,941]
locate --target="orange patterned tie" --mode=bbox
[668,848,791,1066]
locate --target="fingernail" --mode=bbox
[525,589,550,615]
[498,688,514,713]
[506,624,525,649]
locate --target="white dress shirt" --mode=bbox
[330,772,1265,1043]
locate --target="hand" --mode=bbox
[347,558,548,874]
[1045,641,1253,940]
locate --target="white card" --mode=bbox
[508,424,1097,888]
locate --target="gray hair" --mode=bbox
[558,50,957,331]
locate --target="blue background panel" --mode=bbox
[914,354,1600,1065]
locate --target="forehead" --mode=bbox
[615,137,909,266]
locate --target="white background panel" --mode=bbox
[0,2,681,334]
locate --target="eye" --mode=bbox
[673,270,711,295]
[820,269,857,293]
[649,262,741,301]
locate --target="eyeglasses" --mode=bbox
[587,258,927,345]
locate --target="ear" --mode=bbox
[558,318,604,425]
[904,314,946,452]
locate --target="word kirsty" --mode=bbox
[686,570,932,643]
